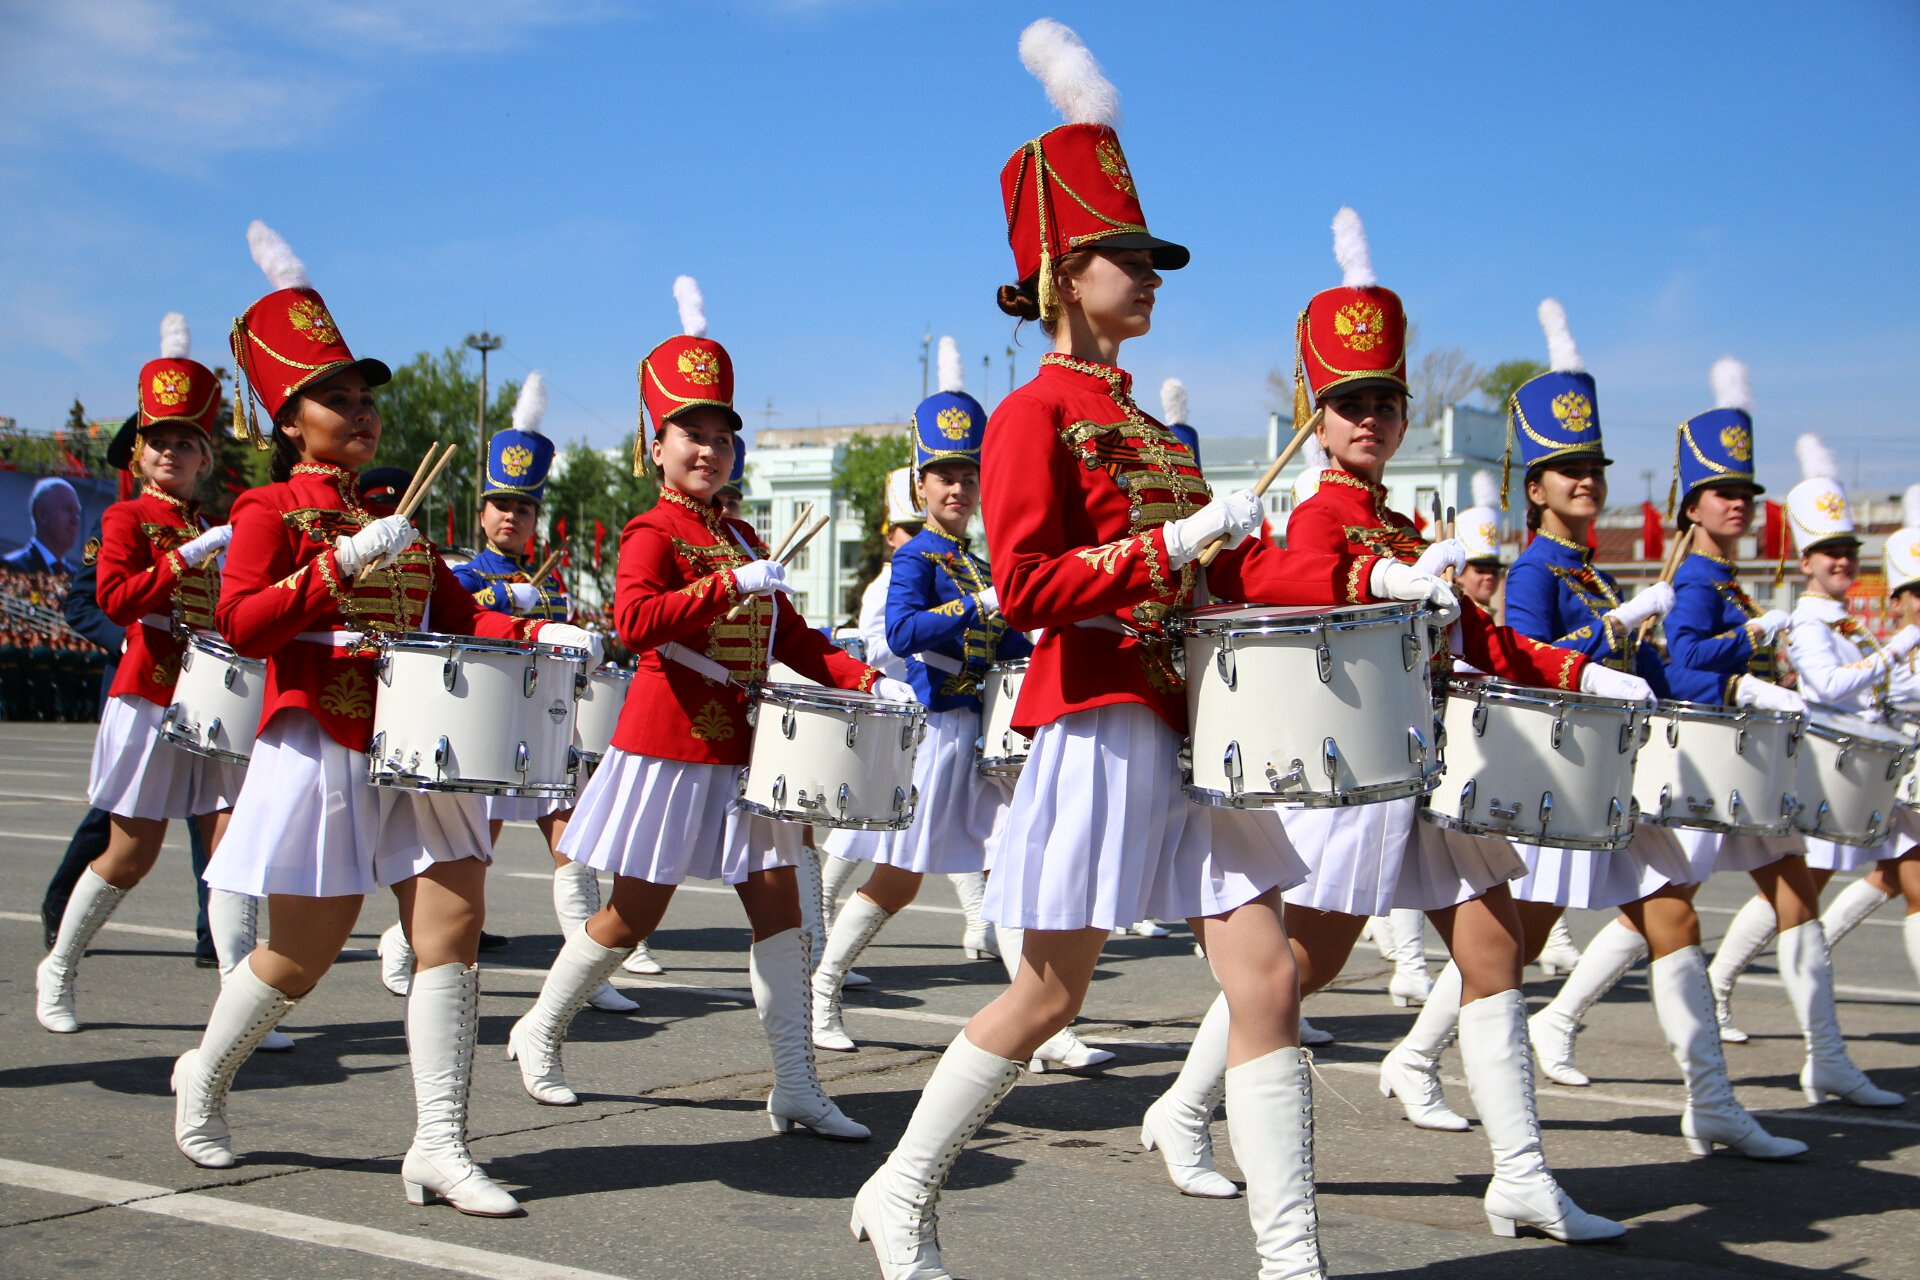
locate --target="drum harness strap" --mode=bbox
[660,525,778,687]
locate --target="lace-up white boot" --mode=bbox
[209,890,292,1051]
[1141,992,1239,1197]
[1707,895,1776,1043]
[377,922,413,997]
[1385,909,1433,1006]
[754,927,869,1139]
[172,962,299,1168]
[36,868,127,1033]
[812,895,891,1052]
[401,963,521,1216]
[1651,947,1805,1159]
[1778,921,1903,1107]
[1536,916,1583,977]
[1228,1047,1327,1278]
[949,871,998,958]
[552,860,638,1012]
[506,930,629,1105]
[1379,961,1469,1131]
[1529,917,1645,1086]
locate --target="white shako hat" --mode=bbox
[883,466,921,532]
[1785,432,1858,556]
[1456,470,1505,564]
[1885,484,1920,596]
[1292,429,1330,507]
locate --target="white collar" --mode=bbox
[1793,593,1847,622]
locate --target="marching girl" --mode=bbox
[1147,218,1647,1244]
[852,28,1453,1280]
[505,277,901,1142]
[37,313,247,1035]
[809,347,1110,1069]
[371,374,640,1013]
[172,225,599,1217]
[1706,445,1920,1024]
[1378,300,1803,1162]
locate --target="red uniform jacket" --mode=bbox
[1288,468,1588,691]
[608,487,879,765]
[982,354,1381,735]
[94,486,220,705]
[217,462,545,751]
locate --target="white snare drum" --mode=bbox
[367,632,590,797]
[740,683,925,830]
[1891,711,1920,811]
[976,659,1032,777]
[1792,707,1913,846]
[573,664,632,763]
[1422,675,1650,851]
[1633,701,1802,835]
[159,630,266,764]
[1180,602,1438,808]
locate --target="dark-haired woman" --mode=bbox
[171,225,596,1216]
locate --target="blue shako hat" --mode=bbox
[1670,356,1763,517]
[485,370,555,506]
[1501,299,1610,508]
[720,431,746,493]
[914,335,986,472]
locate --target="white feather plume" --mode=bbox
[937,336,964,393]
[1793,433,1838,484]
[1300,430,1329,471]
[512,371,548,437]
[1711,356,1751,413]
[673,275,707,338]
[1903,483,1920,530]
[1160,377,1188,425]
[246,220,310,290]
[1018,19,1121,127]
[159,312,190,359]
[1471,470,1499,510]
[1331,207,1375,288]
[1536,298,1584,373]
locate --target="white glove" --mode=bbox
[1371,559,1460,625]
[1579,663,1657,705]
[1412,538,1466,580]
[333,514,416,576]
[178,524,232,569]
[974,586,1000,616]
[506,582,541,612]
[1750,609,1792,642]
[874,677,917,703]
[1883,624,1920,659]
[1164,489,1263,568]
[540,623,604,667]
[1605,580,1675,633]
[1734,675,1806,713]
[732,559,792,598]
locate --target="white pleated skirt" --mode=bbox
[1512,824,1701,910]
[1673,828,1808,880]
[846,708,1010,876]
[205,710,492,898]
[1803,805,1919,871]
[1281,799,1524,916]
[557,748,802,886]
[820,826,893,865]
[983,703,1307,932]
[486,793,572,824]
[87,694,244,821]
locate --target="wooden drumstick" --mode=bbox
[1440,503,1457,584]
[1636,522,1692,644]
[356,443,457,584]
[1195,407,1324,568]
[394,442,442,517]
[528,547,565,587]
[768,503,814,563]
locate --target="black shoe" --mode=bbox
[42,911,58,951]
[477,931,510,952]
[195,954,220,969]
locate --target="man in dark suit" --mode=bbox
[3,477,83,575]
[40,416,214,960]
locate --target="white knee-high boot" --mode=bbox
[752,927,868,1140]
[506,930,630,1106]
[1463,990,1624,1242]
[1379,960,1468,1131]
[1821,877,1893,947]
[1141,991,1239,1198]
[1385,908,1433,1007]
[948,871,997,959]
[812,895,892,1052]
[1227,1047,1327,1279]
[1529,917,1646,1086]
[1906,915,1920,990]
[35,868,128,1033]
[821,851,863,917]
[795,843,826,973]
[997,925,1114,1073]
[1707,894,1777,1043]
[1650,947,1805,1159]
[377,921,413,997]
[172,962,299,1168]
[402,963,520,1216]
[552,861,639,1012]
[208,890,293,1051]
[1537,916,1584,976]
[851,1032,1023,1280]
[1778,921,1903,1107]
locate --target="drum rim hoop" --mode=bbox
[182,627,262,669]
[1417,806,1634,852]
[1800,703,1911,750]
[1650,699,1801,729]
[1444,674,1645,717]
[383,630,588,661]
[1177,600,1424,637]
[749,681,923,718]
[735,796,912,831]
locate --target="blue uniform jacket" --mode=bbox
[66,520,125,714]
[452,546,571,622]
[1504,530,1671,698]
[885,525,1031,711]
[1663,551,1779,706]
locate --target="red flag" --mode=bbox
[1761,501,1787,560]
[446,504,456,546]
[1586,521,1599,551]
[1640,502,1664,562]
[554,517,569,566]
[593,519,607,568]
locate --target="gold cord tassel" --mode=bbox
[633,360,649,477]
[1665,423,1683,517]
[1292,312,1312,441]
[1500,397,1518,511]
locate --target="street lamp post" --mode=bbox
[464,330,503,548]
[919,326,932,399]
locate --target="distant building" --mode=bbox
[740,423,909,624]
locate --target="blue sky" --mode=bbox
[4,0,1917,501]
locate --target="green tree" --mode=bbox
[1478,359,1547,413]
[833,431,913,598]
[543,435,658,605]
[374,347,521,548]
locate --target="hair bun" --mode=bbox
[996,282,1041,321]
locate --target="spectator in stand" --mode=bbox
[3,477,84,575]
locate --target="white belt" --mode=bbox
[913,651,965,675]
[139,614,173,631]
[296,630,367,648]
[1075,616,1134,637]
[660,641,734,685]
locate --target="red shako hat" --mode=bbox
[230,220,390,447]
[138,312,221,438]
[635,274,741,475]
[999,20,1188,324]
[1294,207,1408,427]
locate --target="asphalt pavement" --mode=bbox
[1,722,1915,1278]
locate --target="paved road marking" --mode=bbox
[0,1158,629,1280]
[0,790,89,804]
[504,871,967,916]
[1696,901,1906,931]
[1,910,197,941]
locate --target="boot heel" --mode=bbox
[963,947,988,960]
[848,1208,869,1242]
[1486,1212,1516,1238]
[1802,1085,1826,1105]
[1683,1136,1713,1156]
[769,1112,795,1134]
[1390,993,1411,1008]
[403,1180,429,1207]
[1139,1125,1157,1153]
